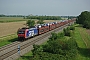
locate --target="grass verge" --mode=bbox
[17,51,33,60]
[0,34,18,47]
[75,27,90,60]
[78,27,90,48]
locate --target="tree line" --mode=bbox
[0,14,76,20]
[26,16,62,20]
[76,11,90,29]
[0,14,24,17]
[26,19,45,28]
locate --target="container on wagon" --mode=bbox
[26,28,38,38]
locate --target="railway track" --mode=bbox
[0,27,51,60]
[0,41,21,56]
[0,32,50,60]
[0,23,72,60]
[0,41,20,52]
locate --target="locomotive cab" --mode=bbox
[17,27,29,40]
[18,29,26,40]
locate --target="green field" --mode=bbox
[75,27,90,60]
[17,50,33,60]
[0,17,28,23]
[0,34,18,47]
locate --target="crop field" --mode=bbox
[0,17,57,37]
[0,21,26,37]
[0,17,57,23]
[0,17,27,23]
[0,17,24,20]
[75,27,90,60]
[86,29,90,35]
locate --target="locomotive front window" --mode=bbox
[18,31,25,34]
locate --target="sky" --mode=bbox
[0,0,90,16]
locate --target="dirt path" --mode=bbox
[86,29,90,35]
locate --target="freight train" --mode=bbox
[17,19,75,40]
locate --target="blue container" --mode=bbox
[31,28,38,35]
[26,28,38,38]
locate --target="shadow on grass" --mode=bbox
[78,47,90,58]
[8,37,19,42]
[20,56,33,60]
[8,37,31,43]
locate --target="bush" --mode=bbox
[57,32,65,38]
[37,20,44,24]
[49,32,58,40]
[26,20,35,28]
[63,27,71,37]
[70,26,75,30]
[31,30,78,60]
[32,44,43,55]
